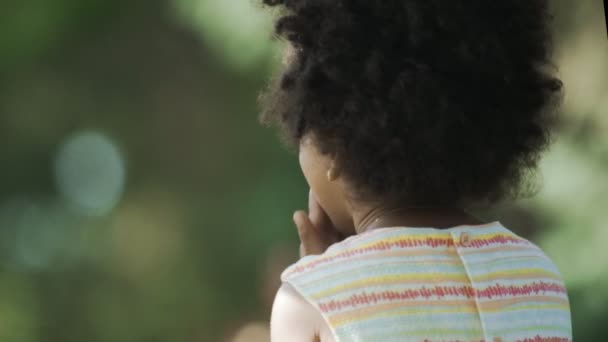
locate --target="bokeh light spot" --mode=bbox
[231,322,270,342]
[0,197,85,271]
[54,131,126,216]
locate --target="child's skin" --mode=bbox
[270,134,483,342]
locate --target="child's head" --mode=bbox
[259,0,563,228]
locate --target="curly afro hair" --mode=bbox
[258,0,563,207]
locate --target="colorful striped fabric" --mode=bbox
[281,221,572,342]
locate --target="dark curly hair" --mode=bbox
[258,0,563,207]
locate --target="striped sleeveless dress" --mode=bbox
[281,221,572,342]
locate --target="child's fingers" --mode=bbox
[293,210,326,256]
[308,190,331,229]
[308,189,321,224]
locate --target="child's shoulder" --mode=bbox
[281,222,558,282]
[280,225,455,282]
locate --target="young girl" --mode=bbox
[258,1,572,341]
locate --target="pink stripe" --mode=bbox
[287,234,529,276]
[318,281,567,313]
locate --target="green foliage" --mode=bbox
[0,0,113,74]
[172,0,280,73]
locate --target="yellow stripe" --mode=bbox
[301,254,544,288]
[329,296,569,327]
[311,274,469,299]
[311,268,561,299]
[472,268,561,282]
[297,232,525,271]
[459,244,538,255]
[297,234,452,270]
[303,258,465,287]
[329,299,479,326]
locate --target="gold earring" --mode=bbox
[327,168,337,181]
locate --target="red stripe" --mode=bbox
[287,234,529,276]
[517,336,570,342]
[318,281,567,313]
[420,338,569,342]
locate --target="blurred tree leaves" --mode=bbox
[172,0,280,73]
[0,1,115,75]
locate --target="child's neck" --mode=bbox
[353,206,484,235]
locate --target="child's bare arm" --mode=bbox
[270,283,321,342]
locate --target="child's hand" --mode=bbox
[293,189,344,258]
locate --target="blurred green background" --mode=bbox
[0,0,606,341]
